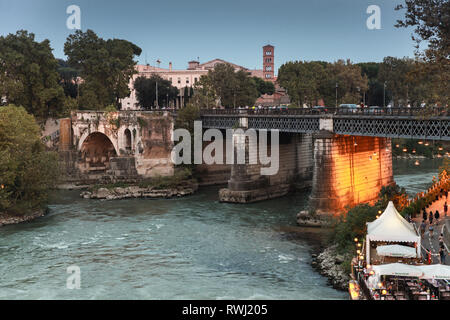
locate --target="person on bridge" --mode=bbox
[427,249,432,264]
[429,224,434,238]
[444,202,448,217]
[423,208,428,221]
[420,220,427,237]
[429,211,434,225]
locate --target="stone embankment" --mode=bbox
[311,244,350,291]
[0,210,45,227]
[80,182,198,200]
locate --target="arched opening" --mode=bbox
[124,129,132,151]
[80,132,117,173]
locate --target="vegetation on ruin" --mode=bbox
[89,168,195,192]
[0,106,59,216]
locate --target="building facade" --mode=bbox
[121,45,282,110]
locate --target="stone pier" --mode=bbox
[219,127,313,203]
[309,131,394,214]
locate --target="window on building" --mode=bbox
[265,58,272,63]
[265,74,272,78]
[186,77,189,84]
[265,66,272,71]
[194,77,198,83]
[265,51,272,55]
[177,77,181,84]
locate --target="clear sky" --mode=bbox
[0,0,417,73]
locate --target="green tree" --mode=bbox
[134,75,178,109]
[0,105,59,215]
[192,63,259,108]
[252,77,275,96]
[64,29,142,110]
[0,30,66,119]
[395,0,450,106]
[278,60,367,107]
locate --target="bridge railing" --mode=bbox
[199,107,449,117]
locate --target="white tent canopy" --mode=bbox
[366,201,421,264]
[367,201,419,243]
[418,264,450,280]
[376,244,418,258]
[372,263,424,277]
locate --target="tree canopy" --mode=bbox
[64,29,142,110]
[0,30,66,119]
[134,75,179,109]
[0,105,59,215]
[193,63,259,108]
[395,0,449,106]
[278,60,368,107]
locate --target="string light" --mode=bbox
[415,160,420,166]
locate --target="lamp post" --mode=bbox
[156,59,161,109]
[335,82,338,108]
[383,81,386,108]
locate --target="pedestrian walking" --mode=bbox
[420,220,426,237]
[439,233,444,247]
[423,209,427,221]
[446,190,448,200]
[429,224,434,238]
[435,210,440,222]
[444,202,448,217]
[439,246,446,264]
[429,211,433,224]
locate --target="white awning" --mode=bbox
[372,263,424,277]
[418,264,450,280]
[376,244,418,258]
[366,201,419,243]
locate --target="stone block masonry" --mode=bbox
[309,133,394,214]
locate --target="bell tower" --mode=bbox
[263,44,274,81]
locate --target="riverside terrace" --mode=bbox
[199,107,450,141]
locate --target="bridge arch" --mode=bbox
[79,132,117,172]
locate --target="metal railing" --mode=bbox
[200,107,449,117]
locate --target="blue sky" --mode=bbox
[0,0,417,73]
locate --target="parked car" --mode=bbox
[339,104,359,114]
[311,106,328,114]
[367,106,384,114]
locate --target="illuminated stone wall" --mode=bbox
[310,133,394,214]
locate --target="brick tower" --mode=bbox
[263,44,274,81]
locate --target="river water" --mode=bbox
[0,159,442,300]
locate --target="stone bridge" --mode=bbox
[56,108,449,215]
[58,111,174,182]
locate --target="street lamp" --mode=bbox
[156,59,161,108]
[335,82,338,108]
[383,81,387,108]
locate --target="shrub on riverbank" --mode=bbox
[329,183,410,273]
[0,105,59,215]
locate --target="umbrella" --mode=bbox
[418,264,450,280]
[372,263,424,277]
[376,244,418,258]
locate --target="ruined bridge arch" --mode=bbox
[79,131,117,173]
